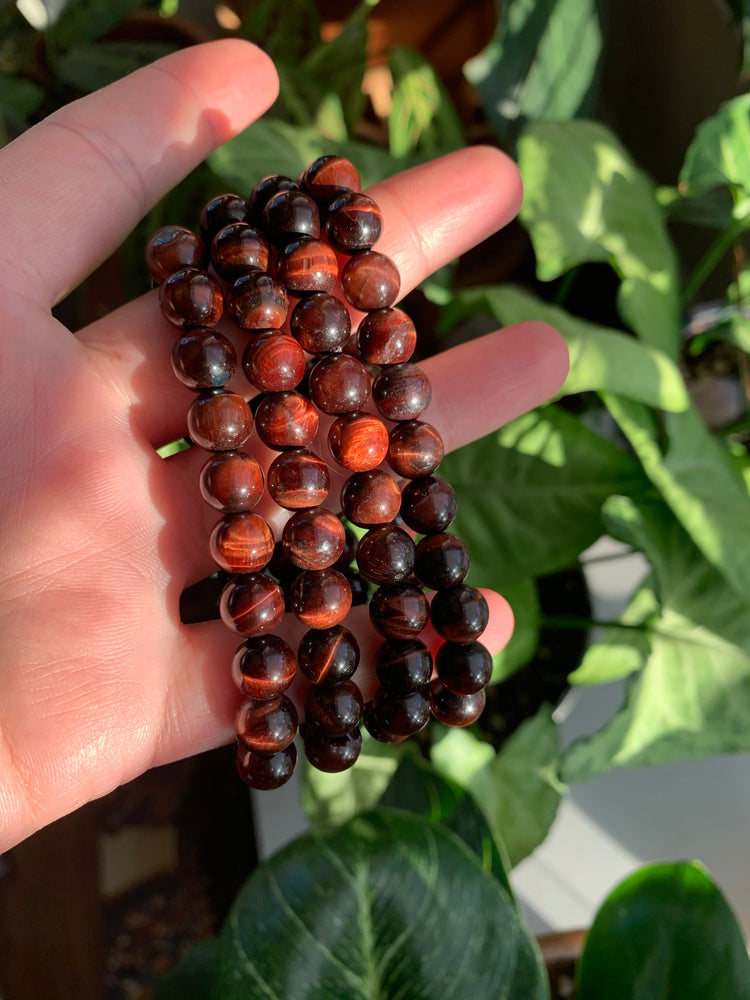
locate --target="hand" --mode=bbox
[0,40,568,852]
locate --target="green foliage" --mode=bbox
[47,0,144,50]
[388,46,464,158]
[491,578,541,681]
[152,938,219,1000]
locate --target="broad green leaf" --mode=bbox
[388,46,464,158]
[0,73,42,119]
[658,182,735,229]
[727,0,750,75]
[491,578,540,681]
[153,938,218,1000]
[577,861,750,1000]
[439,404,648,587]
[433,705,564,866]
[47,0,142,49]
[464,0,605,147]
[215,810,547,1000]
[57,41,177,93]
[241,0,321,64]
[519,120,681,355]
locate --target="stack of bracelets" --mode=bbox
[145,155,492,791]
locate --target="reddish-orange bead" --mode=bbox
[369,582,430,639]
[228,272,288,330]
[242,331,306,392]
[172,330,236,390]
[300,155,361,202]
[267,449,330,509]
[388,421,444,479]
[325,192,383,252]
[304,680,363,736]
[145,225,206,284]
[430,681,486,727]
[159,268,223,329]
[231,635,297,700]
[309,355,371,415]
[358,308,417,365]
[372,363,432,421]
[187,392,253,451]
[209,512,275,574]
[220,573,286,636]
[200,193,248,243]
[356,524,415,585]
[236,742,297,790]
[340,469,402,526]
[290,569,352,628]
[199,451,264,512]
[277,237,339,293]
[235,695,298,753]
[211,222,269,279]
[290,293,351,354]
[255,392,319,450]
[282,508,346,570]
[341,251,400,311]
[328,413,389,472]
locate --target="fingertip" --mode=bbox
[516,320,571,400]
[479,589,515,655]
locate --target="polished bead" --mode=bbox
[159,267,223,329]
[199,451,264,512]
[255,391,319,450]
[231,635,297,700]
[341,470,401,527]
[305,680,363,736]
[200,193,248,243]
[372,363,432,421]
[282,508,346,570]
[375,638,432,694]
[277,237,338,294]
[236,742,297,790]
[358,308,417,365]
[145,225,206,284]
[309,355,371,414]
[220,573,285,636]
[430,681,485,727]
[298,625,360,685]
[263,189,321,246]
[267,449,330,509]
[302,726,362,773]
[436,641,492,695]
[236,695,298,753]
[341,567,370,606]
[414,533,470,590]
[210,222,269,279]
[341,251,400,310]
[209,512,275,574]
[356,524,415,584]
[400,476,457,534]
[171,329,236,390]
[242,331,306,393]
[388,421,444,478]
[187,391,253,451]
[328,412,389,472]
[248,174,299,225]
[325,191,383,252]
[290,568,352,629]
[300,155,361,202]
[290,293,351,354]
[431,584,489,642]
[228,272,288,330]
[369,581,429,639]
[362,701,407,744]
[371,686,430,737]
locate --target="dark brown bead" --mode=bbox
[356,524,415,584]
[209,512,275,574]
[242,331,306,393]
[248,175,299,225]
[159,268,223,329]
[358,308,417,365]
[388,421,444,478]
[431,585,489,643]
[290,293,351,354]
[430,681,485,727]
[210,222,269,279]
[302,726,362,772]
[267,449,330,509]
[277,238,338,294]
[236,695,298,753]
[290,568,352,629]
[309,355,371,414]
[300,155,361,202]
[171,330,236,390]
[341,470,401,527]
[414,533,470,590]
[375,638,432,694]
[200,193,248,243]
[325,191,383,252]
[298,625,360,685]
[372,363,432,421]
[341,251,400,310]
[362,701,407,744]
[220,573,285,636]
[236,742,297,790]
[371,687,430,737]
[263,189,321,246]
[400,476,457,534]
[436,641,492,695]
[187,391,253,451]
[200,451,264,512]
[336,526,358,567]
[305,680,363,736]
[145,225,206,284]
[228,272,288,330]
[328,412,389,472]
[369,581,429,639]
[341,567,370,606]
[282,508,345,571]
[255,391,319,450]
[231,635,298,700]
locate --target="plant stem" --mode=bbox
[682,219,746,306]
[553,265,580,305]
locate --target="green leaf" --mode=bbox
[432,705,565,867]
[726,0,750,75]
[491,578,541,681]
[388,46,464,158]
[577,861,750,1000]
[464,0,605,147]
[439,404,648,587]
[153,938,218,1000]
[0,73,42,119]
[215,810,548,1000]
[47,0,143,49]
[519,120,681,355]
[241,0,321,64]
[658,182,735,229]
[56,41,177,93]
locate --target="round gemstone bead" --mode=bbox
[220,573,285,636]
[199,452,264,512]
[358,308,417,365]
[263,189,321,246]
[341,469,402,527]
[145,225,206,284]
[372,363,432,421]
[388,421,444,478]
[414,533,470,590]
[341,251,400,310]
[430,585,489,643]
[159,267,223,329]
[248,175,299,225]
[362,702,407,744]
[282,508,346,570]
[300,155,361,202]
[375,638,432,694]
[200,193,248,243]
[328,412,389,472]
[209,512,275,574]
[171,330,236,390]
[371,687,430,737]
[430,681,485,727]
[325,191,383,252]
[436,641,492,695]
[309,355,371,414]
[236,742,297,790]
[277,237,338,294]
[290,568,352,629]
[267,449,330,509]
[356,524,415,584]
[254,391,319,450]
[231,634,297,700]
[290,293,351,354]
[400,476,457,534]
[235,695,298,753]
[302,726,362,773]
[298,625,360,685]
[210,222,269,279]
[369,581,429,639]
[228,272,288,330]
[304,680,363,736]
[187,391,253,451]
[242,331,306,393]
